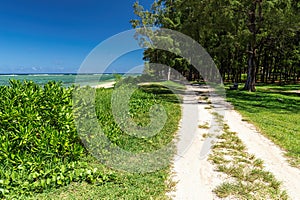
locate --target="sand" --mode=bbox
[93,81,115,88]
[169,84,300,200]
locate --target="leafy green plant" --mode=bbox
[34,83,181,199]
[0,80,182,199]
[0,80,114,198]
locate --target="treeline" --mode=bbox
[131,0,300,91]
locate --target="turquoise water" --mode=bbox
[0,74,119,87]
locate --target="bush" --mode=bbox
[0,80,83,167]
[0,80,111,198]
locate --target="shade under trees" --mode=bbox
[131,0,300,91]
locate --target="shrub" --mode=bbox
[0,80,111,198]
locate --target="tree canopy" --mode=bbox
[131,0,300,91]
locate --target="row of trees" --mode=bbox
[131,0,300,91]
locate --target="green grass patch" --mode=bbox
[158,80,186,91]
[226,84,300,167]
[0,80,181,199]
[199,122,210,129]
[33,166,171,200]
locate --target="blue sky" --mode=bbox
[0,0,153,74]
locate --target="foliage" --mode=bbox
[0,80,182,199]
[0,80,113,198]
[34,168,171,200]
[132,0,300,89]
[112,73,122,84]
[34,84,181,199]
[94,85,181,153]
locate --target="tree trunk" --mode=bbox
[244,45,257,91]
[293,67,297,84]
[244,0,262,92]
[167,67,171,81]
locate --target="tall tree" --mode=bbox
[131,0,300,89]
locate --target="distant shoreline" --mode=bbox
[93,81,115,89]
[0,73,141,76]
[0,73,140,87]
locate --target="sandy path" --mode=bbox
[224,109,300,200]
[93,81,115,88]
[170,84,300,200]
[169,85,224,199]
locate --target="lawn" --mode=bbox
[226,84,300,167]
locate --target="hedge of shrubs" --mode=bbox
[0,80,112,198]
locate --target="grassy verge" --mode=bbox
[0,80,181,199]
[226,84,300,167]
[32,84,181,199]
[33,161,172,200]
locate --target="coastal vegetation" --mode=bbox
[1,0,299,199]
[131,0,300,91]
[0,80,182,199]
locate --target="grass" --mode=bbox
[198,96,209,101]
[198,122,210,129]
[226,84,300,167]
[33,159,171,200]
[158,80,186,91]
[32,84,182,199]
[209,121,288,199]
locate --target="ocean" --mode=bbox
[0,73,132,87]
